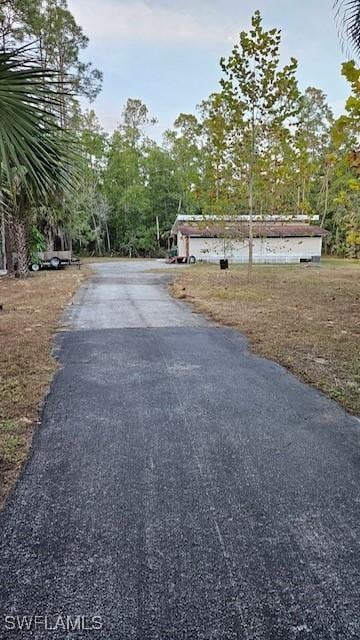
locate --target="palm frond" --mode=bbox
[0,48,79,202]
[335,0,360,56]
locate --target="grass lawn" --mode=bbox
[171,259,360,415]
[0,267,87,508]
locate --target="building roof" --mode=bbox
[171,214,320,235]
[178,222,328,239]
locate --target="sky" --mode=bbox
[69,0,350,140]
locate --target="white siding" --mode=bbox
[187,236,323,264]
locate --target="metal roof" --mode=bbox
[171,214,321,235]
[178,223,328,239]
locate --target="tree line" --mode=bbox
[1,2,359,277]
[81,12,360,261]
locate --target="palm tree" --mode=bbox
[335,1,360,55]
[0,48,78,275]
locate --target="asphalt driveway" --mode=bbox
[1,260,360,639]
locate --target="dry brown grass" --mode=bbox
[0,267,88,508]
[171,260,360,415]
[81,256,148,263]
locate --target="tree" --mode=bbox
[103,100,154,255]
[328,60,360,256]
[198,93,236,214]
[164,113,202,214]
[295,87,334,216]
[63,108,111,255]
[0,0,102,271]
[335,0,360,56]
[220,10,299,278]
[0,0,41,50]
[20,0,102,127]
[143,143,182,236]
[0,48,78,275]
[120,98,157,148]
[102,99,186,257]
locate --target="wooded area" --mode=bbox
[0,1,359,277]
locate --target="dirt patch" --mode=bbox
[171,260,360,415]
[0,267,88,509]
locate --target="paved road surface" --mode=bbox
[1,260,360,639]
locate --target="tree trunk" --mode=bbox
[46,225,54,251]
[4,214,15,276]
[320,168,329,228]
[215,162,220,202]
[92,213,101,255]
[248,193,254,280]
[302,177,306,206]
[13,214,29,277]
[248,106,255,283]
[105,222,111,254]
[59,230,65,251]
[1,209,4,270]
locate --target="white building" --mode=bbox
[171,215,328,264]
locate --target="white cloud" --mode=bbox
[70,0,238,45]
